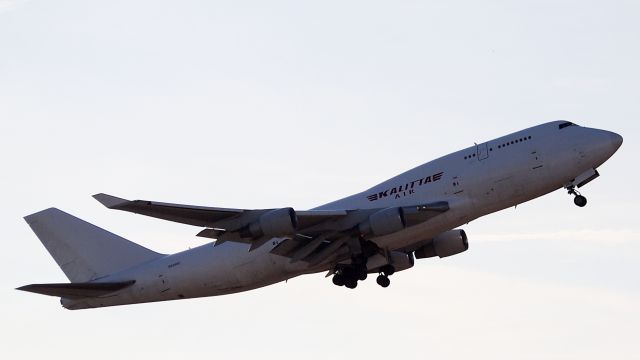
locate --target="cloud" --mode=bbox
[473,228,639,243]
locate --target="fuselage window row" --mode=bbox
[464,135,532,160]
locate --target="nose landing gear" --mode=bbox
[566,185,587,207]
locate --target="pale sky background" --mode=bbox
[1,0,639,359]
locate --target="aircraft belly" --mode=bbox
[167,243,294,297]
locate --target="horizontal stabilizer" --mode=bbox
[93,193,130,209]
[17,280,135,299]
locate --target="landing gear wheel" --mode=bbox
[376,274,390,288]
[566,185,587,208]
[345,278,358,289]
[574,195,587,207]
[381,265,395,276]
[356,265,368,281]
[332,274,345,286]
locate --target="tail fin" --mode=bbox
[24,208,164,282]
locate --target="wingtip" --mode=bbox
[93,193,129,209]
[16,284,39,293]
[23,207,61,224]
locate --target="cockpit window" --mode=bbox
[558,121,577,129]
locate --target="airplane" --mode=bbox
[18,121,623,310]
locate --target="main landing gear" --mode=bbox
[331,239,397,290]
[332,264,395,289]
[332,264,367,289]
[566,185,587,207]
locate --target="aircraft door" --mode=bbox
[530,150,543,170]
[476,143,489,160]
[156,273,170,294]
[447,175,464,196]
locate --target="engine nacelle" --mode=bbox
[389,251,414,272]
[414,229,468,259]
[359,207,406,237]
[366,251,415,273]
[244,208,298,238]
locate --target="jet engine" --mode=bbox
[241,208,298,238]
[414,229,468,258]
[388,251,414,272]
[359,207,406,237]
[366,251,414,273]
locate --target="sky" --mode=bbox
[1,0,639,359]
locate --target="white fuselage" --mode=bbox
[63,121,622,309]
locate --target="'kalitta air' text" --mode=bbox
[366,172,444,202]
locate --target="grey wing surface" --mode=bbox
[93,193,448,266]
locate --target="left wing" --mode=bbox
[93,193,248,228]
[93,193,448,264]
[93,193,349,231]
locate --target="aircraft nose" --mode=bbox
[599,130,623,157]
[609,131,623,150]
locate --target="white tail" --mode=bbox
[24,208,164,282]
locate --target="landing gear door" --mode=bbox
[476,143,489,160]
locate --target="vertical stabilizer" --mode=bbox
[24,208,164,282]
